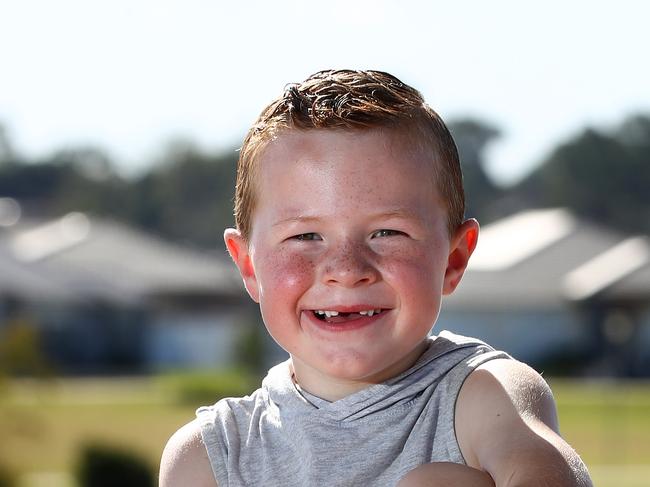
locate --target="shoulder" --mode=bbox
[159,419,218,487]
[456,358,559,436]
[455,358,592,486]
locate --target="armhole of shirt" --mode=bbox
[439,347,512,465]
[196,403,230,487]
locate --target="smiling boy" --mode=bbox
[160,70,592,486]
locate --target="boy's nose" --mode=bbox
[320,244,379,287]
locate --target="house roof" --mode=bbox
[444,208,650,311]
[603,261,650,302]
[2,212,243,305]
[562,236,650,301]
[5,207,648,311]
[0,245,78,302]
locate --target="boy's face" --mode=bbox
[226,129,477,395]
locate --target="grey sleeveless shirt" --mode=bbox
[196,331,510,487]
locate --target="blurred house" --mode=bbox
[0,200,264,374]
[441,208,650,376]
[2,200,649,377]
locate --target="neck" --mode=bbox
[290,339,430,402]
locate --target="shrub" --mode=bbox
[75,442,154,487]
[0,320,53,377]
[0,463,15,487]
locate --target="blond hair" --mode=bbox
[234,69,464,240]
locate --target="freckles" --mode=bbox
[379,246,438,281]
[377,245,424,266]
[264,252,315,290]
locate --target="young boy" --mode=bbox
[160,70,592,486]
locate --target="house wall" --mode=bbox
[629,308,650,376]
[39,303,148,374]
[437,308,592,367]
[146,310,244,370]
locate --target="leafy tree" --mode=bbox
[3,111,646,248]
[448,119,504,222]
[0,145,132,220]
[514,114,650,233]
[130,139,237,248]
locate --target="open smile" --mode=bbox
[310,308,387,324]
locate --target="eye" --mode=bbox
[291,233,322,241]
[371,229,405,238]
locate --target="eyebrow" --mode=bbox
[271,215,322,228]
[372,209,421,221]
[271,208,420,228]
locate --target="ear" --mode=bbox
[442,219,479,295]
[224,228,260,303]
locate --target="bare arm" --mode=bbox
[159,420,218,487]
[455,359,593,487]
[398,462,495,487]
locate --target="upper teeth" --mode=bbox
[360,309,382,316]
[315,309,382,317]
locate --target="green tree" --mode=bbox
[514,114,650,233]
[448,119,503,222]
[130,139,237,248]
[0,145,132,221]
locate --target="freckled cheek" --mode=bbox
[257,252,316,295]
[378,248,444,290]
[381,254,445,322]
[257,252,316,346]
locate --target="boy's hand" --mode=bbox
[397,462,495,487]
[455,359,593,486]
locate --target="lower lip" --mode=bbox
[303,310,386,333]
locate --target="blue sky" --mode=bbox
[1,0,648,184]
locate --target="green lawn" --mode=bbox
[0,377,648,487]
[550,379,650,487]
[0,377,195,486]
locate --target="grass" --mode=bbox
[0,377,196,486]
[0,376,648,487]
[550,379,650,487]
[550,379,650,466]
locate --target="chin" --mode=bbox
[319,355,398,383]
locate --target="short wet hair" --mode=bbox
[234,69,464,240]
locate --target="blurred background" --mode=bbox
[1,1,649,486]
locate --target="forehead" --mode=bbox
[258,127,435,177]
[251,128,443,221]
